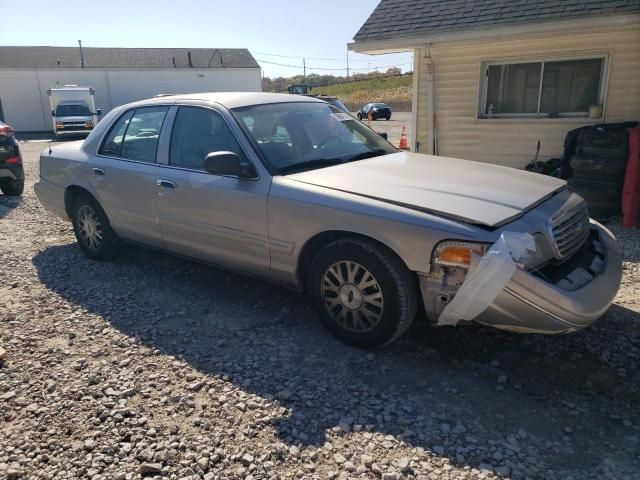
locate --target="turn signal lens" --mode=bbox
[433,242,488,268]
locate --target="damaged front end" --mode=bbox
[419,197,623,334]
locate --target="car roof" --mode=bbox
[127,92,326,109]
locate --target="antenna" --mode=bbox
[78,40,84,68]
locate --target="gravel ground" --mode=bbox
[1,141,639,480]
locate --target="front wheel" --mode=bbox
[357,113,363,120]
[71,193,120,260]
[0,178,24,196]
[308,239,418,348]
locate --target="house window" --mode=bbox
[480,57,606,118]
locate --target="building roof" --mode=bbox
[0,46,260,69]
[353,0,640,42]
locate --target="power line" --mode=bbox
[256,58,412,72]
[254,50,405,63]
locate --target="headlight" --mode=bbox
[56,123,64,129]
[84,121,94,128]
[433,241,488,269]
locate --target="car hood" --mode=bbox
[284,152,566,227]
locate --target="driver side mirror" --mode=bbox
[96,108,102,116]
[378,131,388,140]
[204,151,257,179]
[51,110,56,117]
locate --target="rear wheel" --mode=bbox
[0,178,24,196]
[386,116,391,121]
[71,193,120,260]
[308,239,418,348]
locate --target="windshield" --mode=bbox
[232,102,397,174]
[326,98,349,113]
[56,104,92,117]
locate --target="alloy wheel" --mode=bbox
[321,261,384,332]
[77,204,103,252]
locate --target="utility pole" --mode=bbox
[78,40,85,68]
[303,58,306,82]
[346,49,350,78]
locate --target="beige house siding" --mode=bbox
[414,28,640,168]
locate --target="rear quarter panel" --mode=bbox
[39,142,102,214]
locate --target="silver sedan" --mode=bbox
[35,93,622,348]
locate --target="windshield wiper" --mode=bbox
[346,149,389,162]
[279,158,345,174]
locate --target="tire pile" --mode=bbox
[568,128,629,219]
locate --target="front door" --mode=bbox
[155,106,270,274]
[89,106,169,247]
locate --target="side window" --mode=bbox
[121,107,168,162]
[99,110,134,157]
[170,107,244,170]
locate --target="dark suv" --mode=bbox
[0,121,24,196]
[357,103,392,121]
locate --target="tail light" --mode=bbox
[5,156,22,165]
[0,125,15,137]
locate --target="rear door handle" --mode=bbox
[93,168,105,176]
[156,179,176,189]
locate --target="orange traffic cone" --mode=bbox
[398,125,408,150]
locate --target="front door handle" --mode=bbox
[93,168,105,176]
[156,179,176,189]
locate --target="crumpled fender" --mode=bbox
[438,232,537,326]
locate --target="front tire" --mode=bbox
[0,178,24,196]
[71,193,120,260]
[308,239,418,348]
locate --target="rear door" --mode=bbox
[89,106,169,247]
[154,105,270,274]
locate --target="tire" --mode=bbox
[0,178,24,196]
[357,113,362,120]
[577,127,629,151]
[577,145,628,161]
[386,116,391,121]
[70,193,120,260]
[568,178,621,218]
[570,155,627,179]
[308,238,418,348]
[582,197,621,219]
[568,177,623,196]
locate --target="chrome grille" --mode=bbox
[548,202,590,260]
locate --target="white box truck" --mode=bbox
[48,86,101,138]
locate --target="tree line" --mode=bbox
[262,67,405,93]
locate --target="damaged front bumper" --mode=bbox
[419,221,622,334]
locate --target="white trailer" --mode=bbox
[48,86,101,137]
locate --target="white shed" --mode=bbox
[0,46,262,132]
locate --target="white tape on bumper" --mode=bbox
[438,232,537,326]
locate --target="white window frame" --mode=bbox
[477,53,610,120]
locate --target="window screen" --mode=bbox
[482,58,604,118]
